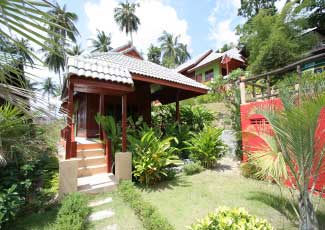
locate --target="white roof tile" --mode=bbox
[85,52,209,90]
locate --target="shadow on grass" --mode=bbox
[137,174,192,193]
[247,191,325,229]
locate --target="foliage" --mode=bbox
[186,126,226,168]
[248,78,325,229]
[67,44,84,56]
[95,114,121,154]
[238,0,277,19]
[294,0,325,31]
[152,104,214,133]
[189,207,273,230]
[237,5,317,74]
[0,185,24,226]
[114,1,140,42]
[158,31,191,67]
[42,77,58,103]
[52,193,90,230]
[90,30,112,53]
[240,161,260,180]
[118,181,175,230]
[129,130,181,185]
[183,162,204,175]
[147,44,162,64]
[0,105,59,227]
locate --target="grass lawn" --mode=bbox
[14,191,143,230]
[139,170,325,230]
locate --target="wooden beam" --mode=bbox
[176,90,180,122]
[99,94,104,140]
[122,95,127,152]
[266,75,271,97]
[132,73,208,94]
[66,81,74,159]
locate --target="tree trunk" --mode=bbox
[130,32,133,44]
[58,70,62,92]
[298,193,319,230]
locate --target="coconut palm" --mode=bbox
[47,3,79,43]
[90,30,112,53]
[41,77,57,104]
[43,37,65,91]
[67,44,84,56]
[114,1,140,43]
[247,78,325,229]
[158,31,190,67]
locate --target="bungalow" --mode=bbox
[59,43,208,194]
[176,48,245,82]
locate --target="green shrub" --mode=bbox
[183,162,204,175]
[129,130,182,185]
[189,207,273,230]
[186,126,226,168]
[240,162,260,179]
[0,185,24,226]
[52,193,90,230]
[118,181,175,230]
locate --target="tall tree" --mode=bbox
[114,1,140,43]
[47,3,79,43]
[147,44,161,64]
[43,37,65,91]
[158,31,191,68]
[295,0,325,30]
[41,77,57,104]
[67,44,84,56]
[238,0,278,19]
[90,30,112,53]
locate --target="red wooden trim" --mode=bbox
[132,73,208,94]
[122,95,127,152]
[66,81,74,159]
[99,94,105,140]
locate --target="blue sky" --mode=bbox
[57,0,248,57]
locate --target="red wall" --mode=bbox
[240,99,325,193]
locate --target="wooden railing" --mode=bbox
[103,131,113,173]
[63,123,77,159]
[239,53,325,104]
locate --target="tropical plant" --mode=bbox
[189,207,273,230]
[186,126,226,168]
[95,114,121,154]
[246,78,325,229]
[41,77,58,104]
[183,162,204,175]
[147,44,161,64]
[0,184,23,226]
[67,44,84,56]
[238,0,277,19]
[158,31,191,67]
[114,1,140,43]
[47,3,79,43]
[129,130,181,185]
[90,30,112,53]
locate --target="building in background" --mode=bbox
[176,48,246,82]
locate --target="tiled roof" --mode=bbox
[175,49,213,73]
[84,52,209,90]
[67,55,134,85]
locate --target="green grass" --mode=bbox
[139,170,325,230]
[88,191,144,230]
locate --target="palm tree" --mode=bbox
[47,3,79,43]
[43,37,65,91]
[159,31,190,67]
[114,1,140,43]
[90,30,112,53]
[246,79,325,229]
[41,77,57,104]
[67,44,84,56]
[147,44,161,64]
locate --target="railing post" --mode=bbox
[122,95,127,152]
[239,76,246,104]
[266,75,271,98]
[252,83,256,99]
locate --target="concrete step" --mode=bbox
[77,149,105,158]
[78,173,117,194]
[78,164,107,177]
[78,156,106,167]
[77,143,104,151]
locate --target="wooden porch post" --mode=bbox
[239,76,246,104]
[66,81,76,159]
[99,94,105,140]
[122,95,127,152]
[176,90,180,122]
[266,75,271,98]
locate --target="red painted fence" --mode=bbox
[240,99,325,193]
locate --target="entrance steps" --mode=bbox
[76,139,117,194]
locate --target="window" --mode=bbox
[205,69,214,81]
[250,118,269,125]
[196,74,202,82]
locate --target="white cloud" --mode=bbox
[208,0,244,50]
[84,0,191,56]
[275,0,287,11]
